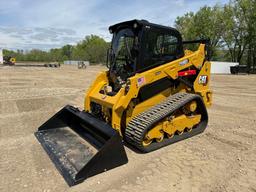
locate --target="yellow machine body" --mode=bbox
[10,57,16,63]
[85,44,212,136]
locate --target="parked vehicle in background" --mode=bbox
[230,65,256,74]
[77,61,89,69]
[44,62,60,68]
[3,56,16,65]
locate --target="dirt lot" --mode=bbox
[0,64,255,192]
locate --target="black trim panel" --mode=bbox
[138,77,174,102]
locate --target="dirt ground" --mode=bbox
[0,64,255,192]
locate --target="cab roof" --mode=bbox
[108,19,180,34]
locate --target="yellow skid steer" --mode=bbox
[35,19,212,186]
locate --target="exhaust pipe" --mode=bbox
[35,105,128,186]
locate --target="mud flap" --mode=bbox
[34,105,128,186]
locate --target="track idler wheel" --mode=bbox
[167,133,174,138]
[177,130,184,135]
[142,137,153,147]
[156,131,164,143]
[186,127,192,132]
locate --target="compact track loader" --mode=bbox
[35,19,212,186]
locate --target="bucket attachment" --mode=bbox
[34,105,128,186]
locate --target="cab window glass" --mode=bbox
[143,30,179,68]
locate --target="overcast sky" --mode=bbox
[0,0,228,50]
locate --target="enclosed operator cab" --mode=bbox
[108,19,184,91]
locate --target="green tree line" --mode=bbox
[3,0,256,68]
[175,0,256,68]
[3,35,110,64]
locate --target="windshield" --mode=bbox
[110,28,135,74]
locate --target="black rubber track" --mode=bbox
[125,92,208,153]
